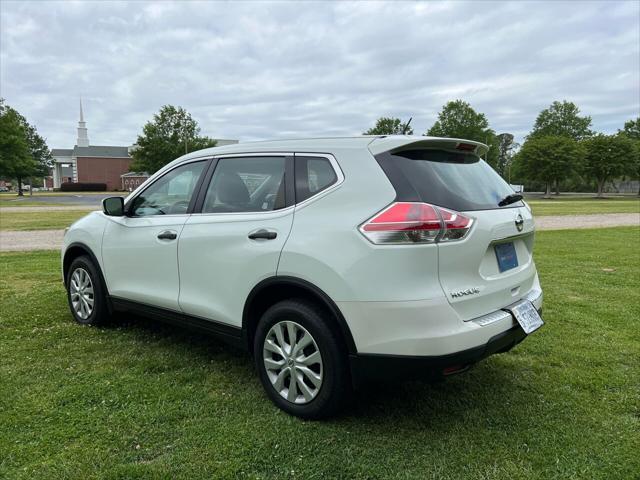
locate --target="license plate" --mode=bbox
[509,300,544,334]
[495,242,518,272]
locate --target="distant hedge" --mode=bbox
[60,182,107,192]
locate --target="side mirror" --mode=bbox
[102,196,125,216]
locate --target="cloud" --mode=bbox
[1,0,638,148]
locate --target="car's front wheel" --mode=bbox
[254,299,351,419]
[66,255,109,326]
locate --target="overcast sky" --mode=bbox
[1,1,638,148]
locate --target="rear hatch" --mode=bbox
[438,208,535,320]
[371,136,537,321]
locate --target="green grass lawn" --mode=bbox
[0,209,94,231]
[1,228,638,479]
[527,196,640,216]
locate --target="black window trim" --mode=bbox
[124,157,213,217]
[148,151,345,217]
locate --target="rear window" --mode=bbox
[376,149,522,211]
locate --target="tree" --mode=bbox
[130,105,217,174]
[529,100,593,141]
[617,117,639,140]
[581,134,636,197]
[515,136,583,198]
[363,117,413,135]
[495,133,518,180]
[0,101,30,189]
[617,117,640,195]
[426,100,498,168]
[527,101,593,195]
[0,99,52,195]
[20,113,53,196]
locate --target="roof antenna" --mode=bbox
[402,117,412,135]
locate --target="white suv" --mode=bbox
[62,136,543,418]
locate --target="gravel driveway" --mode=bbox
[0,205,96,213]
[535,213,639,230]
[1,194,122,206]
[0,229,66,252]
[1,213,638,252]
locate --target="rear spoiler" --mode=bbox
[368,135,489,158]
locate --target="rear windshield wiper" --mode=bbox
[498,193,523,207]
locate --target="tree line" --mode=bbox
[1,99,638,197]
[364,100,639,197]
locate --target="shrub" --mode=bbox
[60,182,107,192]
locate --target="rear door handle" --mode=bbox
[248,229,277,240]
[157,230,177,240]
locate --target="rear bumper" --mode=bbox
[337,281,543,357]
[349,322,530,385]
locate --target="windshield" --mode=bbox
[377,149,523,211]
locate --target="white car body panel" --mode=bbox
[339,273,542,355]
[61,211,108,271]
[178,208,294,326]
[337,298,512,356]
[438,207,537,321]
[101,215,189,310]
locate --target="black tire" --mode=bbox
[66,255,110,326]
[254,299,351,419]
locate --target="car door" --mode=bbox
[101,159,209,310]
[178,154,295,326]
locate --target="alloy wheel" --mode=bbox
[263,320,323,404]
[69,267,94,320]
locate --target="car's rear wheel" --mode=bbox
[254,299,351,419]
[66,255,109,326]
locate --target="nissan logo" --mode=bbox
[515,214,524,232]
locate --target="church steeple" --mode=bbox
[76,97,89,147]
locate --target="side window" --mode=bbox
[202,157,286,213]
[295,156,338,202]
[130,161,206,216]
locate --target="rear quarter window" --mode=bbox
[295,156,337,203]
[376,149,522,211]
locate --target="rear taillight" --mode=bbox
[438,207,473,242]
[359,202,473,245]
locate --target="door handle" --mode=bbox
[248,229,277,240]
[157,230,177,240]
